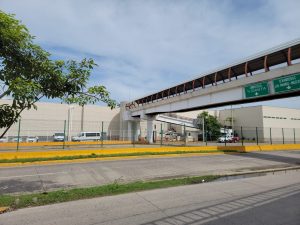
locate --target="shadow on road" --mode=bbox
[141,183,300,225]
[224,151,300,165]
[0,179,74,194]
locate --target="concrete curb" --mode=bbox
[1,144,300,160]
[144,165,300,183]
[0,152,227,168]
[221,165,300,177]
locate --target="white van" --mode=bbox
[72,132,101,142]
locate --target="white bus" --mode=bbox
[72,132,101,142]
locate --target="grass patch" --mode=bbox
[0,175,220,210]
[0,150,241,164]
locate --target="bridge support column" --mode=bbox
[147,118,154,144]
[127,120,132,141]
[120,101,141,142]
[128,120,139,142]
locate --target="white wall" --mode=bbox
[0,100,120,139]
[262,106,300,142]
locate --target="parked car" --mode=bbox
[72,132,101,142]
[164,131,178,141]
[218,135,239,143]
[0,137,8,143]
[53,133,65,142]
[231,136,240,143]
[11,137,23,142]
[26,136,39,143]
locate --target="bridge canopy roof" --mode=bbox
[127,38,300,108]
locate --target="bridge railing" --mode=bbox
[126,40,300,109]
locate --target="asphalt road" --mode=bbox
[1,169,299,225]
[0,150,300,194]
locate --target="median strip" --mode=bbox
[0,175,220,211]
[0,150,239,164]
[0,144,299,166]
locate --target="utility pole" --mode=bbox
[202,117,205,143]
[231,105,234,136]
[81,105,84,132]
[68,106,75,141]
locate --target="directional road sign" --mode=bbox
[273,73,300,93]
[244,81,270,98]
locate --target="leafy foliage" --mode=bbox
[197,111,221,140]
[0,11,117,137]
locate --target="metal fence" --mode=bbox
[0,119,130,151]
[0,118,299,150]
[148,121,300,146]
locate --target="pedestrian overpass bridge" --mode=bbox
[121,39,300,142]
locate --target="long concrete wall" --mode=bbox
[0,100,121,140]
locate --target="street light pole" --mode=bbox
[202,117,205,143]
[81,105,84,132]
[68,106,75,141]
[231,105,234,136]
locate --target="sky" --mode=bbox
[1,0,300,109]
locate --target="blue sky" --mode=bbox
[1,0,300,109]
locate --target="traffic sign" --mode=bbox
[273,73,300,93]
[244,81,270,98]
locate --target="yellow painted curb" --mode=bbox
[0,144,300,160]
[0,207,9,214]
[0,146,219,159]
[0,152,227,167]
[218,144,300,152]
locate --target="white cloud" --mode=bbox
[1,0,300,108]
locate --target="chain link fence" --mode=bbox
[151,122,300,147]
[0,118,299,150]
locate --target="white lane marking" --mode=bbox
[0,171,68,180]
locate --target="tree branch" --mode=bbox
[0,94,44,139]
[0,89,10,99]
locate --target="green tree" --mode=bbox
[197,111,221,141]
[0,11,117,138]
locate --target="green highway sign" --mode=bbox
[273,73,300,93]
[244,81,270,98]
